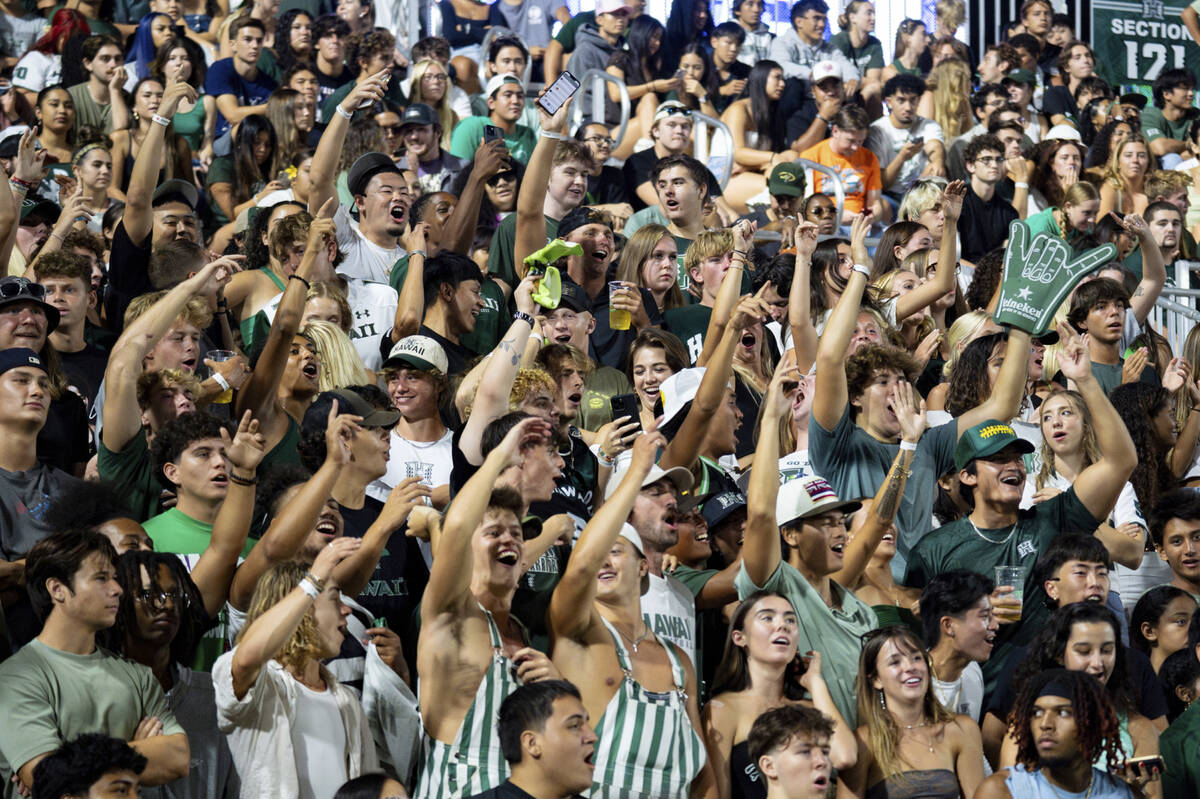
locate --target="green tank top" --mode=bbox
[258,415,302,473]
[172,98,206,152]
[238,268,288,353]
[891,59,922,76]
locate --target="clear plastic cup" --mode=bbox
[206,349,236,404]
[609,281,631,331]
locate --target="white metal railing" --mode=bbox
[570,70,630,149]
[689,111,734,190]
[798,158,846,227]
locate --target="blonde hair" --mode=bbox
[1036,390,1101,490]
[123,291,213,331]
[836,0,872,31]
[617,224,685,311]
[407,59,458,148]
[927,59,971,139]
[1061,180,1100,208]
[1103,135,1151,195]
[683,230,734,283]
[898,178,948,223]
[935,0,965,31]
[135,367,203,410]
[238,561,323,671]
[301,320,369,391]
[871,263,935,344]
[1176,322,1200,430]
[305,282,353,333]
[508,367,557,410]
[941,310,993,376]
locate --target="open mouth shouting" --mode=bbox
[301,361,319,381]
[495,545,521,567]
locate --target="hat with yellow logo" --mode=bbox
[954,419,1035,471]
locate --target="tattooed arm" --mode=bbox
[457,275,540,465]
[831,380,926,588]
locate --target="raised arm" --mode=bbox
[743,367,790,586]
[893,181,963,321]
[440,140,512,255]
[1123,214,1166,324]
[789,221,820,371]
[228,403,352,610]
[235,203,335,422]
[189,411,265,619]
[393,222,431,340]
[2,128,45,269]
[1056,322,1138,519]
[550,427,663,640]
[332,475,430,596]
[102,258,235,454]
[458,275,538,464]
[424,416,552,617]
[696,221,755,368]
[831,381,924,587]
[125,82,197,246]
[513,91,572,278]
[812,213,873,431]
[230,536,361,699]
[307,71,388,214]
[954,326,1032,433]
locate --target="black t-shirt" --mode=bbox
[105,220,153,336]
[337,496,430,665]
[418,324,475,378]
[622,148,723,211]
[528,426,598,529]
[779,77,824,148]
[39,390,90,472]
[1042,85,1077,121]
[57,343,109,411]
[712,60,752,116]
[958,184,1018,263]
[580,270,662,368]
[586,165,628,205]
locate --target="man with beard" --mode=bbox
[975,669,1152,798]
[1124,201,1185,281]
[905,324,1137,698]
[921,569,999,721]
[415,417,561,799]
[867,74,946,204]
[469,681,598,799]
[398,103,468,194]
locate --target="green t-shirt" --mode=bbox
[735,561,877,726]
[1024,207,1061,239]
[663,303,712,365]
[1162,691,1200,797]
[0,639,182,793]
[144,508,256,559]
[487,212,559,290]
[553,10,595,49]
[809,407,959,580]
[903,489,1099,695]
[96,428,159,523]
[1140,104,1195,143]
[448,116,538,164]
[578,365,634,430]
[206,156,237,226]
[388,254,507,356]
[828,31,885,74]
[67,82,112,135]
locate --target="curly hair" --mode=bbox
[32,734,147,799]
[1086,118,1141,170]
[845,345,919,412]
[944,331,1008,417]
[238,561,324,670]
[1110,382,1175,512]
[149,411,233,489]
[101,550,211,668]
[273,9,314,76]
[1008,669,1124,770]
[43,480,133,530]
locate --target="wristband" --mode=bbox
[298,578,320,599]
[899,439,918,451]
[335,104,354,120]
[303,570,326,592]
[49,231,64,242]
[816,114,829,124]
[851,263,870,278]
[8,176,33,190]
[289,274,311,290]
[513,310,535,326]
[539,131,568,140]
[590,442,614,467]
[211,371,231,391]
[229,470,257,486]
[409,249,426,260]
[1014,181,1029,188]
[151,113,171,127]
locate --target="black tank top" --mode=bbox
[730,740,766,799]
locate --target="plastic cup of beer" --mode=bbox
[994,565,1026,623]
[609,281,631,331]
[206,349,236,404]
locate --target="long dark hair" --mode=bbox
[809,237,850,318]
[944,331,1008,417]
[1031,139,1087,207]
[871,221,928,279]
[626,15,665,83]
[1111,382,1176,513]
[102,550,211,667]
[274,9,314,76]
[150,36,208,88]
[1086,118,1141,169]
[1012,602,1137,717]
[231,115,277,206]
[710,591,807,700]
[677,43,717,101]
[1130,585,1195,654]
[747,59,785,151]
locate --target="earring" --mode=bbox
[879,691,886,710]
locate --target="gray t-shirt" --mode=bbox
[142,665,240,799]
[0,462,84,559]
[808,407,958,578]
[495,0,563,47]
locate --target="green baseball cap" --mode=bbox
[1002,68,1037,87]
[767,163,805,197]
[954,420,1035,471]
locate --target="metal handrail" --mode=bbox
[570,70,630,149]
[688,111,734,190]
[797,158,846,225]
[476,27,533,88]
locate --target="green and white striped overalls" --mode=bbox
[588,617,707,799]
[414,608,520,799]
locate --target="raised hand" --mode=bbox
[912,328,942,371]
[14,127,45,184]
[402,221,431,254]
[513,647,562,683]
[731,218,757,252]
[342,69,390,113]
[535,86,572,133]
[323,400,363,466]
[377,476,432,531]
[941,180,966,223]
[595,415,641,461]
[309,535,363,582]
[159,80,198,118]
[497,416,554,470]
[221,411,267,472]
[1055,321,1094,384]
[731,289,771,331]
[1162,356,1191,394]
[893,380,927,444]
[849,210,873,265]
[473,138,512,180]
[794,219,819,261]
[766,361,800,420]
[1121,347,1149,384]
[364,626,408,680]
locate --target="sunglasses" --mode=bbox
[487,171,517,186]
[807,206,837,218]
[0,277,46,300]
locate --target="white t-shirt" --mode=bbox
[291,683,349,799]
[932,661,984,721]
[334,203,405,284]
[643,572,697,667]
[343,277,397,371]
[367,427,453,504]
[866,115,944,198]
[13,50,59,92]
[0,14,44,62]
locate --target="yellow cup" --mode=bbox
[609,281,631,331]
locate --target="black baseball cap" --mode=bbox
[557,206,611,240]
[301,389,401,441]
[152,178,199,209]
[348,152,403,196]
[400,103,437,128]
[0,347,44,377]
[557,278,589,313]
[19,198,59,225]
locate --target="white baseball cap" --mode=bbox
[383,335,448,375]
[776,476,862,528]
[657,367,705,428]
[1045,123,1082,142]
[811,61,842,83]
[619,523,645,555]
[604,461,695,504]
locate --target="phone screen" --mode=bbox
[537,71,581,116]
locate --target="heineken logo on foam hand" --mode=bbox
[993,220,1117,335]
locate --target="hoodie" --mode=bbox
[569,23,622,114]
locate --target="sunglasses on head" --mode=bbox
[0,278,45,300]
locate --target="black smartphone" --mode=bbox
[911,136,924,146]
[537,70,581,116]
[1122,755,1165,774]
[609,393,642,432]
[483,124,505,143]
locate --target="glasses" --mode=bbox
[975,156,1006,165]
[807,206,836,218]
[0,277,46,300]
[487,171,516,186]
[421,72,448,82]
[134,588,189,609]
[584,135,616,146]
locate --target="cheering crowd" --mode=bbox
[4,0,1200,796]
